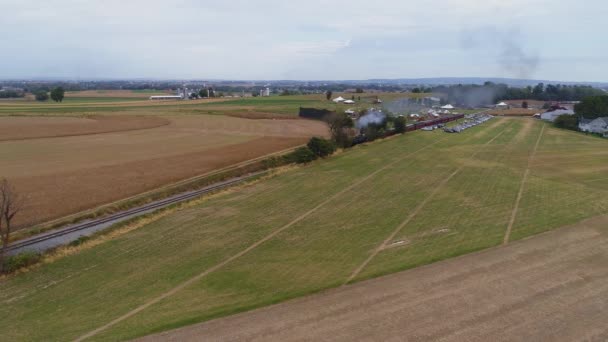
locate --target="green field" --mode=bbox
[0,93,420,116]
[2,118,607,341]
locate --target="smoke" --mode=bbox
[384,97,425,114]
[499,38,539,79]
[448,86,497,107]
[357,109,386,129]
[460,27,539,79]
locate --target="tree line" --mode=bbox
[432,82,605,107]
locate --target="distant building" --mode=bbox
[579,117,608,134]
[149,95,183,100]
[259,88,271,97]
[540,109,574,122]
[332,96,345,103]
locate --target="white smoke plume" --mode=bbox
[357,109,386,129]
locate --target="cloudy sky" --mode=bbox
[2,0,607,81]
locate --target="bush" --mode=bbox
[554,114,578,131]
[307,137,336,158]
[286,147,317,164]
[2,252,42,274]
[35,91,49,101]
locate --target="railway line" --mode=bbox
[6,171,267,256]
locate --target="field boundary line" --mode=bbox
[503,124,545,244]
[73,135,450,342]
[344,122,512,284]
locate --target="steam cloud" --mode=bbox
[357,109,386,129]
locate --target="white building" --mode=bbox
[441,104,454,110]
[343,99,355,104]
[579,117,608,134]
[495,102,509,109]
[540,109,574,122]
[260,87,271,97]
[332,96,345,103]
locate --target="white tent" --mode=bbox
[441,104,454,109]
[332,96,345,103]
[496,102,509,109]
[344,109,356,115]
[343,99,355,104]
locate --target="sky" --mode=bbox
[1,0,608,82]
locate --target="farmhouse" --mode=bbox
[579,117,608,134]
[540,109,574,122]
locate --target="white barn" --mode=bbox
[579,117,608,134]
[540,109,574,122]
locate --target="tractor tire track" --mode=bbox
[503,124,546,244]
[344,121,513,284]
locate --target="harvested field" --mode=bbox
[487,108,539,116]
[138,215,608,342]
[0,114,327,227]
[224,112,298,120]
[65,90,171,98]
[0,115,170,141]
[3,118,608,341]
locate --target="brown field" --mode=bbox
[504,99,548,108]
[488,108,540,116]
[0,115,170,141]
[139,215,608,342]
[0,114,327,228]
[64,90,170,98]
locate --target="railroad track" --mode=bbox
[7,171,267,254]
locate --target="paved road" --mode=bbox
[137,216,608,342]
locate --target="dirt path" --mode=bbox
[137,215,608,342]
[503,124,546,244]
[73,136,451,342]
[345,122,512,284]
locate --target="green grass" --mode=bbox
[0,93,417,116]
[2,118,608,341]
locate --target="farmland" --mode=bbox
[0,92,410,229]
[1,117,608,341]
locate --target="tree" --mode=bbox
[574,95,608,119]
[0,179,22,272]
[50,87,65,102]
[326,90,333,101]
[394,116,407,133]
[324,112,354,148]
[199,89,208,98]
[522,101,528,109]
[307,137,336,158]
[355,88,364,93]
[35,91,49,102]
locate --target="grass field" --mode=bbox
[1,117,607,341]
